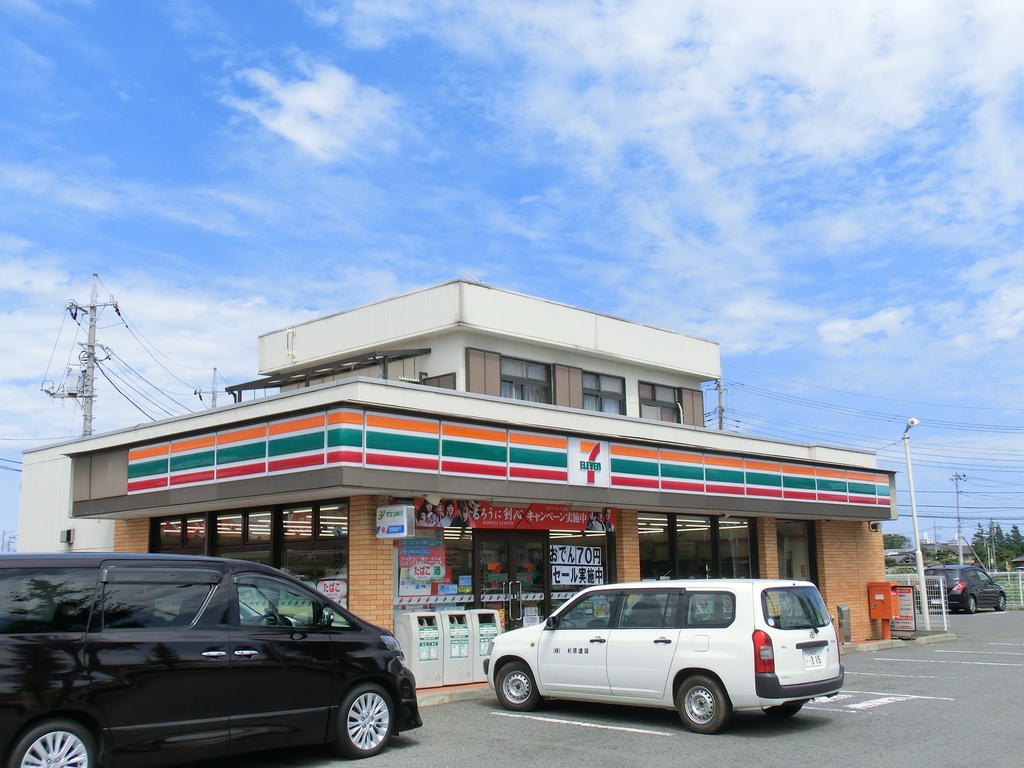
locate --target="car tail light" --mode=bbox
[951,581,966,593]
[752,629,775,674]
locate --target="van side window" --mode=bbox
[683,592,735,628]
[762,586,830,629]
[102,582,213,629]
[556,592,615,629]
[619,591,673,628]
[0,569,96,634]
[236,576,321,629]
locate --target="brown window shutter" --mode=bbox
[483,351,500,396]
[680,387,704,427]
[554,365,583,408]
[467,348,501,396]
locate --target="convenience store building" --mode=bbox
[19,281,896,642]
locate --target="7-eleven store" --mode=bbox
[27,376,896,643]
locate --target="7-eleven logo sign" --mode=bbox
[569,439,610,487]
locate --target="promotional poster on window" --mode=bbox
[413,498,617,532]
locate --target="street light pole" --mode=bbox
[903,418,931,631]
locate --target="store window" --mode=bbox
[280,502,349,592]
[638,382,680,423]
[777,520,816,583]
[500,357,551,403]
[638,513,756,580]
[216,509,273,566]
[582,372,625,415]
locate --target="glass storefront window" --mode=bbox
[247,511,272,543]
[216,514,243,545]
[777,520,815,582]
[638,513,671,580]
[159,519,182,548]
[281,542,347,589]
[318,504,348,538]
[184,517,205,547]
[719,519,752,578]
[282,506,313,539]
[675,516,713,578]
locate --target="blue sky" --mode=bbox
[3,0,1024,554]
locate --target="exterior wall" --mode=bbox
[755,517,778,579]
[346,495,395,631]
[113,519,150,553]
[614,509,640,582]
[258,281,721,382]
[18,451,114,553]
[814,520,887,642]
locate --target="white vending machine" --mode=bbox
[393,612,443,688]
[440,611,474,685]
[468,608,502,682]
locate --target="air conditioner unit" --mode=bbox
[59,529,74,545]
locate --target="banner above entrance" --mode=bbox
[413,498,617,532]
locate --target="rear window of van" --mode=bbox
[0,568,96,634]
[762,586,830,629]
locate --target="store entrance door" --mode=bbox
[476,533,547,630]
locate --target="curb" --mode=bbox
[840,632,956,653]
[417,683,492,708]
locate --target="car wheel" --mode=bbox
[333,683,394,759]
[495,661,540,712]
[764,702,804,718]
[7,719,95,768]
[676,675,732,734]
[965,594,977,614]
[995,593,1007,612]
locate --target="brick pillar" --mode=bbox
[814,520,886,642]
[756,517,778,579]
[113,519,150,553]
[614,509,640,583]
[347,495,395,631]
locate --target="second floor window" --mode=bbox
[639,382,680,422]
[583,372,625,414]
[500,357,551,403]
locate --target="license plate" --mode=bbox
[803,649,824,668]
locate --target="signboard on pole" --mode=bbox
[891,585,916,632]
[376,504,415,538]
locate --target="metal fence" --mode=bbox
[884,573,949,632]
[992,571,1024,606]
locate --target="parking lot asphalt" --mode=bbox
[191,609,1020,768]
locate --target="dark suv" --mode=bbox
[0,554,421,768]
[925,565,1007,613]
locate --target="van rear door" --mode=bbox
[759,585,840,688]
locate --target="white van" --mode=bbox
[485,579,843,733]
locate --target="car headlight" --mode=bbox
[380,633,405,661]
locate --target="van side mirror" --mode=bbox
[545,615,559,630]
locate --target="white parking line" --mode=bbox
[845,696,913,710]
[933,649,1024,656]
[987,642,1024,647]
[874,656,1024,667]
[846,671,956,680]
[804,705,859,714]
[490,711,674,736]
[841,689,954,702]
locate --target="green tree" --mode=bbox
[883,533,909,549]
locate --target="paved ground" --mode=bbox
[192,609,1021,768]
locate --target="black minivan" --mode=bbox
[0,554,421,768]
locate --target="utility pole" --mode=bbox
[716,379,725,430]
[42,273,118,436]
[211,367,218,409]
[951,473,966,565]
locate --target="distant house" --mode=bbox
[1011,554,1024,571]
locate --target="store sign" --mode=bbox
[567,438,611,487]
[550,545,605,586]
[413,498,616,532]
[376,504,415,538]
[891,585,916,632]
[316,579,348,601]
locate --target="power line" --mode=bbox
[94,364,157,422]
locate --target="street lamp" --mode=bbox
[902,418,931,631]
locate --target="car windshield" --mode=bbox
[762,586,830,629]
[926,569,960,586]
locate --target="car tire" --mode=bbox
[333,683,395,759]
[763,702,804,718]
[995,593,1007,612]
[495,661,540,712]
[7,719,96,768]
[965,594,977,614]
[676,675,732,734]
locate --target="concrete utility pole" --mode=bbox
[716,379,725,430]
[902,418,931,631]
[951,473,966,565]
[42,273,118,436]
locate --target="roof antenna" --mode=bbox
[459,271,482,283]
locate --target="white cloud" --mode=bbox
[817,306,914,346]
[223,64,399,162]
